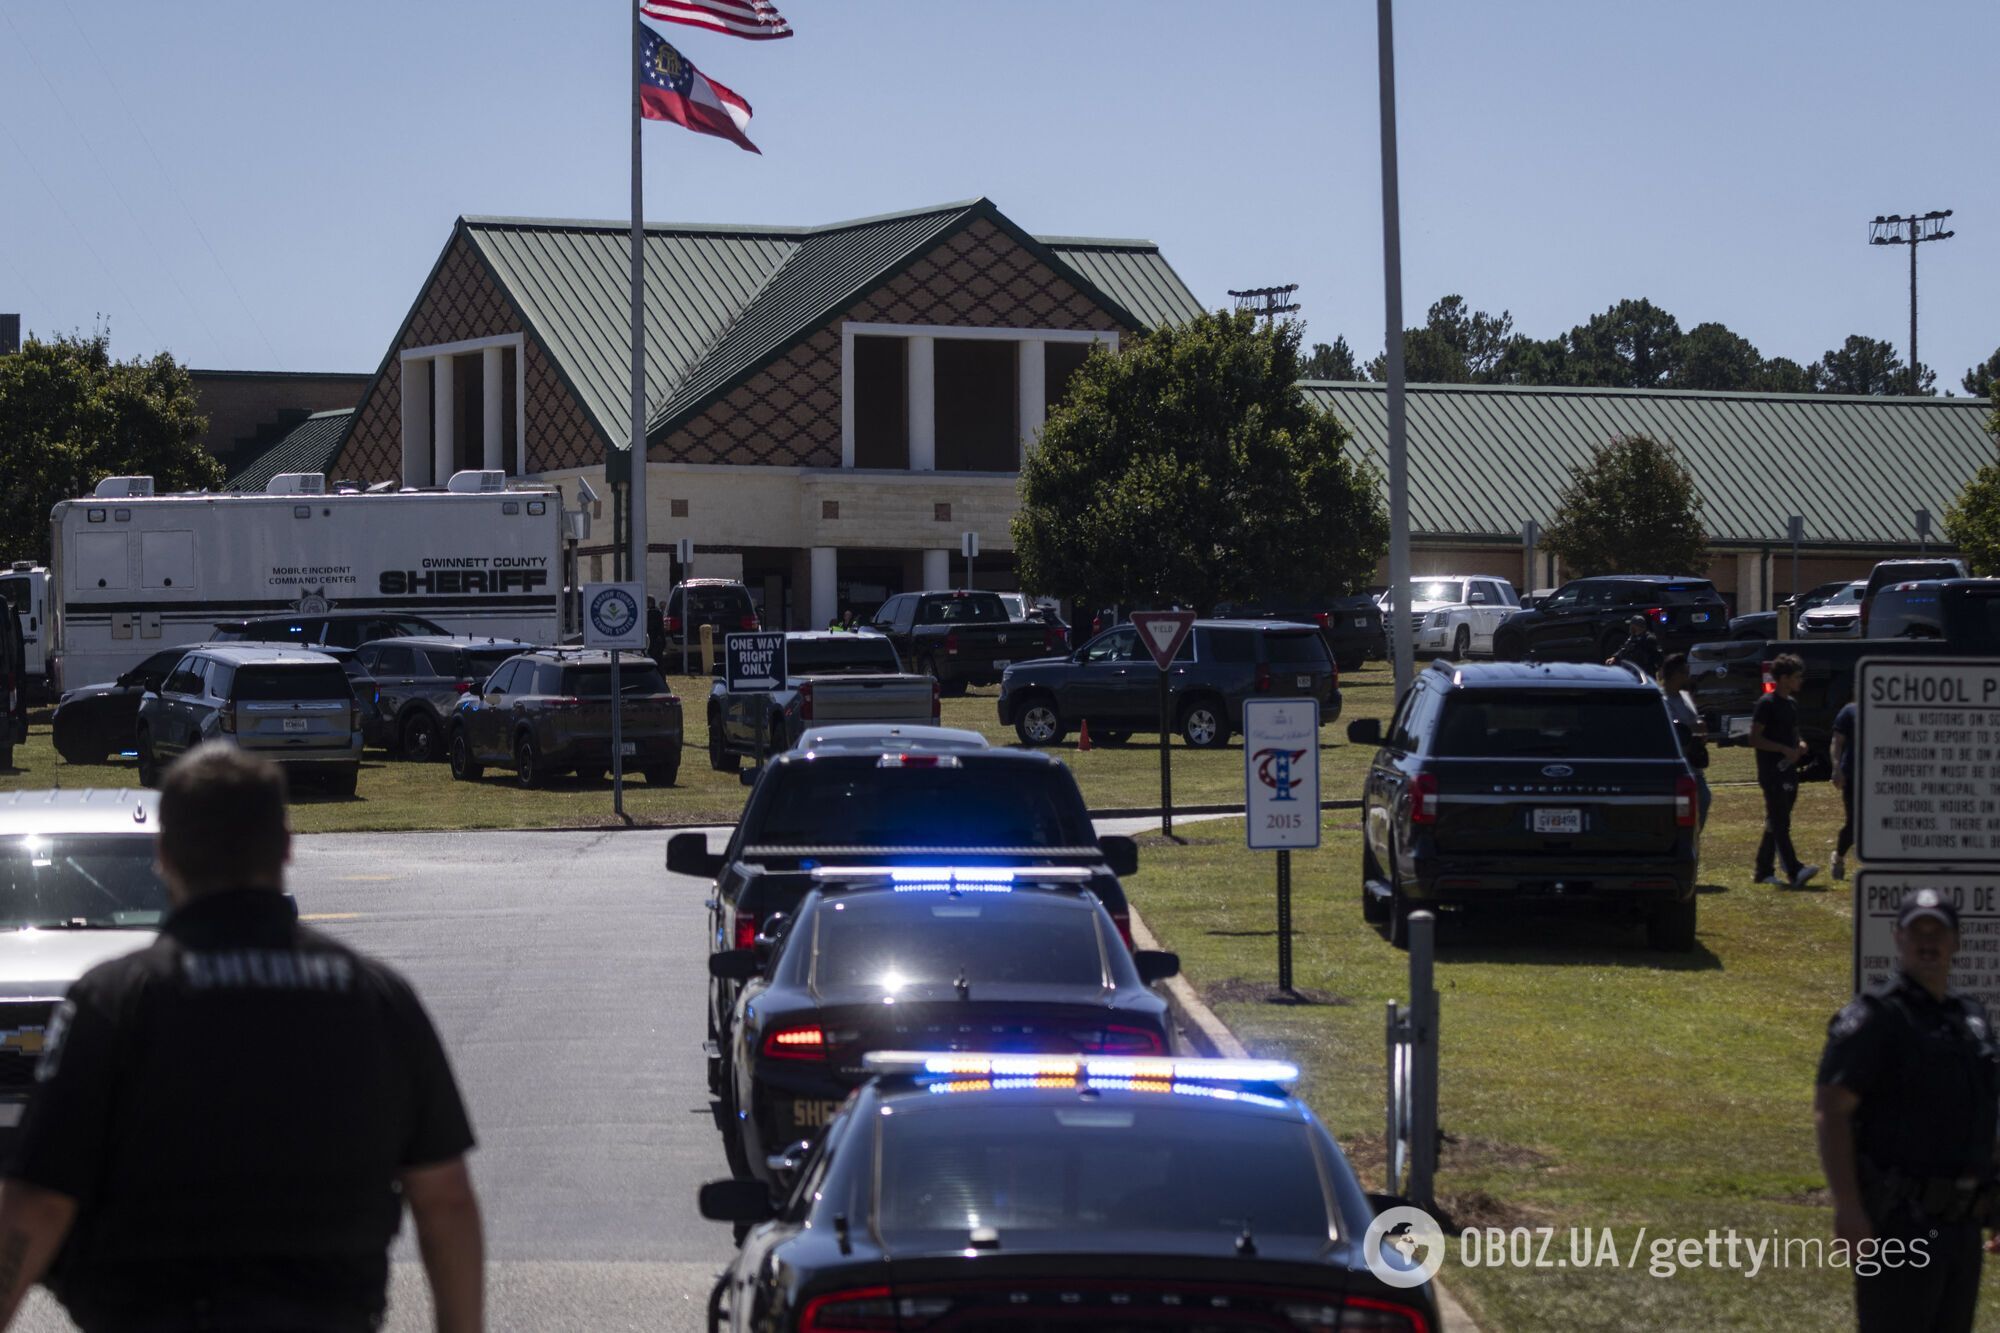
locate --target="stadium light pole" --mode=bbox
[1377,0,1412,697]
[1869,211,1954,396]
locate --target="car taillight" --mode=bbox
[799,1287,896,1332]
[1760,660,1775,695]
[761,1025,826,1062]
[1410,772,1440,824]
[1089,1024,1166,1055]
[944,632,959,657]
[665,615,682,634]
[1645,605,1668,625]
[1281,1294,1432,1332]
[1676,774,1699,828]
[1315,611,1330,628]
[454,679,474,694]
[1043,627,1060,652]
[800,681,814,723]
[740,614,759,630]
[733,914,760,949]
[1255,663,1272,692]
[218,703,236,734]
[1110,908,1134,949]
[930,677,941,722]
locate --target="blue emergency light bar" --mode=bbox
[809,866,1094,893]
[862,1051,1300,1089]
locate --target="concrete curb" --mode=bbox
[1128,904,1483,1333]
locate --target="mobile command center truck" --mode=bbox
[46,472,571,693]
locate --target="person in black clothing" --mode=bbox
[0,744,484,1332]
[1751,653,1818,887]
[1607,614,1664,676]
[1817,888,2000,1332]
[646,595,667,666]
[1831,700,1858,881]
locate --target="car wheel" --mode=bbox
[0,743,12,772]
[1361,837,1391,925]
[135,731,160,788]
[1179,697,1229,749]
[708,714,740,772]
[400,710,441,763]
[1013,695,1066,747]
[1492,630,1526,662]
[644,762,679,786]
[325,767,359,798]
[1646,895,1698,952]
[54,728,107,765]
[514,733,543,789]
[1453,625,1471,659]
[448,728,483,782]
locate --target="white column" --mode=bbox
[482,345,504,473]
[1736,552,1763,613]
[432,354,456,486]
[922,548,950,591]
[810,546,839,629]
[839,328,856,468]
[908,335,936,471]
[400,358,432,487]
[1017,338,1045,470]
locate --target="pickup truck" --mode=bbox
[862,590,1064,694]
[1689,578,2000,759]
[705,632,937,768]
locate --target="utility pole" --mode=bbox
[1228,285,1301,325]
[1376,0,1412,698]
[1869,211,1954,395]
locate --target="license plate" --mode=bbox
[620,741,636,756]
[994,660,1012,670]
[791,1098,841,1129]
[282,718,308,733]
[1692,612,1710,623]
[1724,714,1752,740]
[1296,675,1312,688]
[1533,808,1583,835]
[1354,617,1369,627]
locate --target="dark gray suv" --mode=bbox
[996,620,1338,749]
[447,649,683,788]
[135,646,364,794]
[354,637,535,762]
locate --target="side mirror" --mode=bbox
[707,949,761,982]
[765,1139,813,1191]
[666,832,724,879]
[698,1178,777,1224]
[1347,718,1383,746]
[1134,950,1180,984]
[754,913,789,951]
[1096,835,1139,877]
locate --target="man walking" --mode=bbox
[1816,888,1999,1331]
[0,744,484,1331]
[1751,653,1818,887]
[1659,654,1711,830]
[1831,699,1858,880]
[1607,613,1664,677]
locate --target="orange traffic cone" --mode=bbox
[1077,719,1092,752]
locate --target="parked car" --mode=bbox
[660,578,759,665]
[712,870,1178,1181]
[209,610,448,650]
[863,590,1060,695]
[997,619,1338,749]
[697,1055,1439,1333]
[1691,578,2000,761]
[49,645,198,765]
[1210,593,1383,672]
[664,743,1139,1097]
[353,636,534,762]
[135,646,364,794]
[706,631,937,768]
[1349,660,1700,950]
[1489,575,1728,664]
[1726,579,1856,641]
[447,648,682,788]
[1403,575,1524,659]
[1794,580,1868,637]
[0,789,168,1146]
[1859,558,1969,634]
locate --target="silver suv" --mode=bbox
[0,790,168,1136]
[354,636,535,762]
[136,646,364,795]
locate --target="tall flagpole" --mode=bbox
[1377,0,1412,699]
[628,3,649,596]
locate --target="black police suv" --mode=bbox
[667,744,1140,1097]
[49,645,197,765]
[209,610,449,650]
[698,1053,1440,1333]
[1349,661,1701,951]
[713,872,1179,1182]
[1488,575,1728,665]
[1210,593,1385,672]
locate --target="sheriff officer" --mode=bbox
[0,744,484,1332]
[1816,887,2000,1331]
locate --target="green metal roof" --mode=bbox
[459,199,1201,458]
[226,410,354,492]
[1301,381,1996,548]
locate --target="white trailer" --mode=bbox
[47,472,573,693]
[0,563,51,699]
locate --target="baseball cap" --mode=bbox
[1897,887,1960,931]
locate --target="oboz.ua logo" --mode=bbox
[1364,1204,1446,1288]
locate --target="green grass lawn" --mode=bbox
[0,665,1400,831]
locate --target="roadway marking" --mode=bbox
[299,912,363,922]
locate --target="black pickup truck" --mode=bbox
[862,590,1064,694]
[1690,578,2000,758]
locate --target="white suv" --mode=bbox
[1400,575,1522,658]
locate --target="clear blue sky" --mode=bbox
[3,0,1993,389]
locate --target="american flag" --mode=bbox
[639,0,793,40]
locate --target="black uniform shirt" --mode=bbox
[1751,691,1800,786]
[1818,970,2000,1178]
[8,889,474,1328]
[1612,630,1663,676]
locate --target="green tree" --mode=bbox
[1754,356,1814,393]
[1363,295,1514,383]
[1962,346,2000,398]
[1539,434,1709,577]
[1674,321,1762,391]
[1565,299,1683,389]
[1812,334,1935,395]
[1013,310,1387,612]
[1487,334,1570,385]
[0,331,217,565]
[1300,336,1363,381]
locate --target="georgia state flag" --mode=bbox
[639,26,760,154]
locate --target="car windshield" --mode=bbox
[921,594,1008,624]
[0,834,170,930]
[1817,586,1866,608]
[1263,632,1332,667]
[234,665,352,701]
[1413,581,1464,604]
[811,893,1102,991]
[1433,691,1679,759]
[787,638,901,675]
[749,764,1094,847]
[876,1104,1331,1241]
[563,665,669,696]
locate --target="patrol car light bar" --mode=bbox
[809,867,1094,892]
[862,1051,1300,1088]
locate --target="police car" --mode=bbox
[699,1052,1439,1332]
